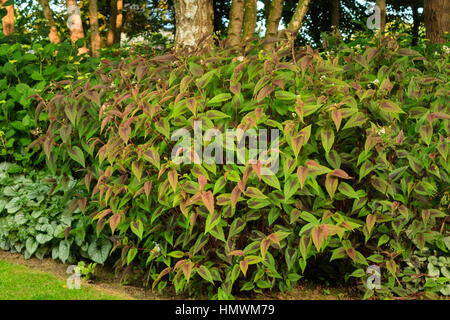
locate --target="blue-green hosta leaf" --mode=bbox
[25,237,39,256]
[88,238,112,264]
[59,239,71,263]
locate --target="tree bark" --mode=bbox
[40,0,60,44]
[90,0,101,57]
[107,0,117,46]
[67,0,89,54]
[286,0,311,39]
[265,0,284,39]
[376,0,386,32]
[114,0,123,44]
[242,0,257,42]
[330,0,340,29]
[227,0,244,47]
[173,0,214,50]
[0,0,14,36]
[412,3,419,46]
[424,0,450,44]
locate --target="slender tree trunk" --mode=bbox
[376,0,386,32]
[286,0,311,38]
[242,0,257,42]
[1,0,14,36]
[227,0,244,46]
[265,0,284,38]
[40,0,60,44]
[330,0,340,29]
[90,0,101,57]
[173,0,214,50]
[264,0,271,22]
[114,0,123,44]
[412,3,419,46]
[67,0,89,54]
[107,0,117,46]
[424,0,450,44]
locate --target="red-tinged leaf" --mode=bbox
[297,166,308,189]
[231,185,241,208]
[396,129,404,144]
[60,125,72,144]
[240,260,249,277]
[366,214,376,234]
[365,135,382,153]
[379,99,404,114]
[306,160,332,175]
[419,122,433,145]
[252,160,262,180]
[168,169,178,193]
[245,187,267,199]
[144,181,152,199]
[132,161,143,181]
[198,174,207,191]
[331,168,352,179]
[182,261,193,283]
[84,173,93,192]
[325,173,338,198]
[256,85,273,102]
[332,110,342,131]
[230,83,241,96]
[320,128,334,154]
[346,247,356,260]
[201,190,214,215]
[78,197,87,213]
[43,138,52,159]
[421,209,431,225]
[386,260,397,276]
[143,147,160,169]
[101,116,112,133]
[109,213,123,234]
[311,227,325,252]
[68,146,85,167]
[118,122,131,143]
[398,205,408,219]
[228,250,245,257]
[260,238,270,259]
[152,267,172,290]
[268,233,280,246]
[197,265,214,283]
[174,259,186,270]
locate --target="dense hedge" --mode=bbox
[32,33,449,299]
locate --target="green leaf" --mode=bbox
[197,265,214,284]
[68,146,85,167]
[261,174,281,190]
[59,239,71,263]
[207,93,232,105]
[25,238,39,256]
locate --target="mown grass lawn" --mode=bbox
[0,259,129,300]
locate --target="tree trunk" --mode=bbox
[330,0,340,29]
[40,0,60,44]
[265,0,284,39]
[227,0,244,47]
[264,0,271,22]
[90,0,101,57]
[107,0,117,46]
[114,0,123,44]
[1,0,14,36]
[412,3,419,46]
[424,0,450,44]
[67,0,89,54]
[242,0,257,42]
[286,0,311,38]
[173,0,214,50]
[376,0,386,32]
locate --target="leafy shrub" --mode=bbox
[0,162,112,264]
[33,33,449,299]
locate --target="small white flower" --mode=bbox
[27,49,36,54]
[292,112,297,118]
[320,75,327,81]
[237,56,244,62]
[151,242,161,255]
[443,45,450,55]
[372,79,380,85]
[355,44,361,50]
[377,127,386,135]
